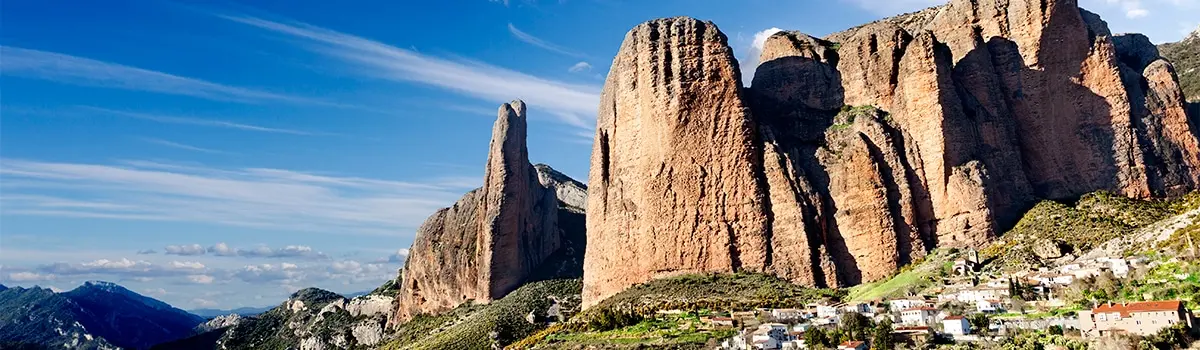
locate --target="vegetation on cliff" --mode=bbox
[1160,29,1200,101]
[383,279,582,350]
[980,191,1200,271]
[511,273,842,348]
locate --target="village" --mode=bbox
[708,249,1200,349]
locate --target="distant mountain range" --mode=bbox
[156,287,396,350]
[188,306,273,319]
[0,281,204,350]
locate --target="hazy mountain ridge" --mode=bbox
[0,281,203,350]
[189,306,273,319]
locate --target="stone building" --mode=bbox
[1079,301,1194,337]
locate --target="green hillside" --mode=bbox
[383,279,582,350]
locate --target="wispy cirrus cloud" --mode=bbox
[507,23,589,58]
[86,107,314,135]
[0,158,476,236]
[218,15,601,129]
[140,138,231,154]
[0,46,315,104]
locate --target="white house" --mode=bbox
[943,316,972,335]
[781,339,805,350]
[901,307,938,326]
[749,323,790,350]
[1097,258,1130,276]
[771,308,804,320]
[1052,274,1077,285]
[817,304,840,319]
[844,302,874,316]
[976,299,1003,313]
[889,299,927,311]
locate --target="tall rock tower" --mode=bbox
[391,101,571,324]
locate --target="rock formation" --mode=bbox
[582,0,1200,306]
[390,101,587,324]
[583,17,773,306]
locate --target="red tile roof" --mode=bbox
[839,341,865,347]
[1092,301,1182,317]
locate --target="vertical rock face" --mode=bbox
[583,17,771,307]
[391,101,584,324]
[478,101,561,298]
[582,0,1200,307]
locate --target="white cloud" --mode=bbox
[1126,6,1149,18]
[508,23,588,58]
[1,159,473,236]
[171,261,207,269]
[7,272,57,282]
[234,263,306,284]
[136,249,157,255]
[376,248,411,263]
[187,275,215,284]
[165,244,207,256]
[205,242,329,260]
[144,287,168,296]
[740,27,783,86]
[0,46,312,104]
[219,15,601,129]
[568,61,592,73]
[34,258,204,278]
[752,28,784,53]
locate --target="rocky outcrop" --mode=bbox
[581,0,1200,306]
[583,17,772,307]
[391,101,586,323]
[1158,26,1200,102]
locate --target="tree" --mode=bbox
[872,318,894,350]
[840,312,873,341]
[805,328,831,348]
[940,302,969,315]
[1011,297,1027,314]
[967,314,991,335]
[1048,325,1064,336]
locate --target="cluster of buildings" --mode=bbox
[712,251,1195,349]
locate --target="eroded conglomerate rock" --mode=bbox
[583,17,772,307]
[391,101,585,324]
[582,0,1200,306]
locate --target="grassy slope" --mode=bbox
[514,273,843,349]
[529,313,736,349]
[846,251,952,302]
[382,279,582,350]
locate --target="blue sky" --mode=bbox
[1,0,1197,310]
